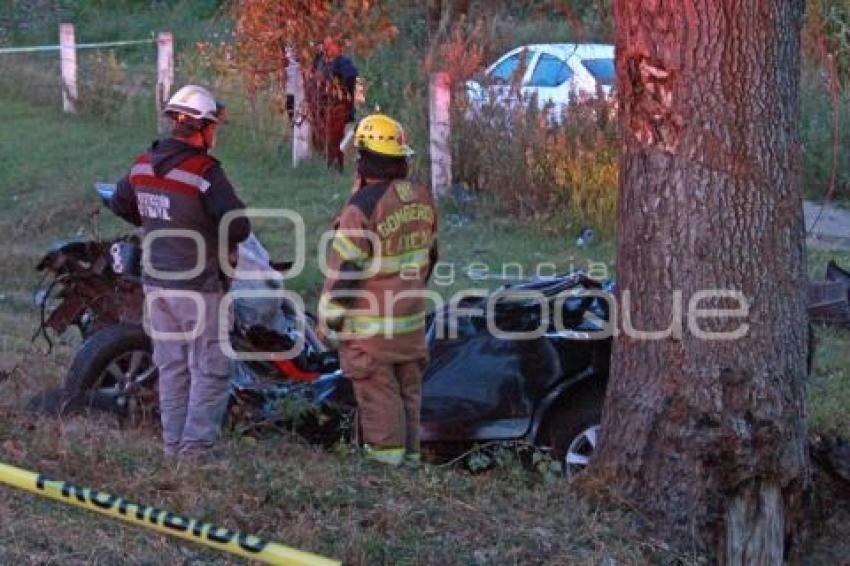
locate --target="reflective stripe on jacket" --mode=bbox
[130,151,223,291]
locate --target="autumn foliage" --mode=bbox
[231,0,398,94]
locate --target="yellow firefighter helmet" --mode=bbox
[354,113,414,157]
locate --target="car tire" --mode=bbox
[538,378,606,477]
[62,324,158,424]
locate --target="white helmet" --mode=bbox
[164,85,223,123]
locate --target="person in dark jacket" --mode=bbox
[108,85,250,457]
[309,36,358,172]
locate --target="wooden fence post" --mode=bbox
[292,66,312,167]
[59,23,77,113]
[156,32,174,133]
[429,71,452,197]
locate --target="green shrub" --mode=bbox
[453,91,619,235]
[801,59,850,201]
[76,50,131,120]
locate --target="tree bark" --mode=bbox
[595,1,811,562]
[428,0,443,36]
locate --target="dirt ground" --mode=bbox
[805,200,850,251]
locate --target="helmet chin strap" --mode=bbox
[200,123,216,151]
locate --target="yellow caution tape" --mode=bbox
[0,461,339,566]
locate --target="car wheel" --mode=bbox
[538,379,606,477]
[563,424,600,476]
[62,324,159,425]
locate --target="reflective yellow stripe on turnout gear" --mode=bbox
[364,446,405,467]
[377,248,430,274]
[318,296,348,323]
[332,233,370,264]
[404,453,422,469]
[344,311,427,336]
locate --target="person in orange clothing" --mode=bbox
[318,114,438,467]
[308,36,358,172]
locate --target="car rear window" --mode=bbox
[582,58,616,87]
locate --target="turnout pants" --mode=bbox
[144,287,231,455]
[340,345,426,466]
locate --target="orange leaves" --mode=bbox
[431,21,485,86]
[230,0,397,95]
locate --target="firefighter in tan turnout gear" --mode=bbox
[319,113,438,467]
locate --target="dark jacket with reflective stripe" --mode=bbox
[319,179,438,363]
[109,138,251,291]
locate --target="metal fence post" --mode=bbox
[429,71,452,197]
[156,31,174,133]
[59,23,77,113]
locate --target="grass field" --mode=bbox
[1,83,850,563]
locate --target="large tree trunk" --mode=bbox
[595,1,811,562]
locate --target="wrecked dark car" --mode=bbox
[305,273,613,473]
[33,228,335,424]
[32,187,613,474]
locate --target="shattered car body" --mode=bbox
[34,236,144,344]
[419,275,611,446]
[33,219,334,427]
[33,191,614,471]
[227,273,614,471]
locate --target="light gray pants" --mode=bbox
[144,286,231,455]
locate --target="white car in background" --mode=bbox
[465,43,616,120]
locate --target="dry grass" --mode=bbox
[0,345,664,565]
